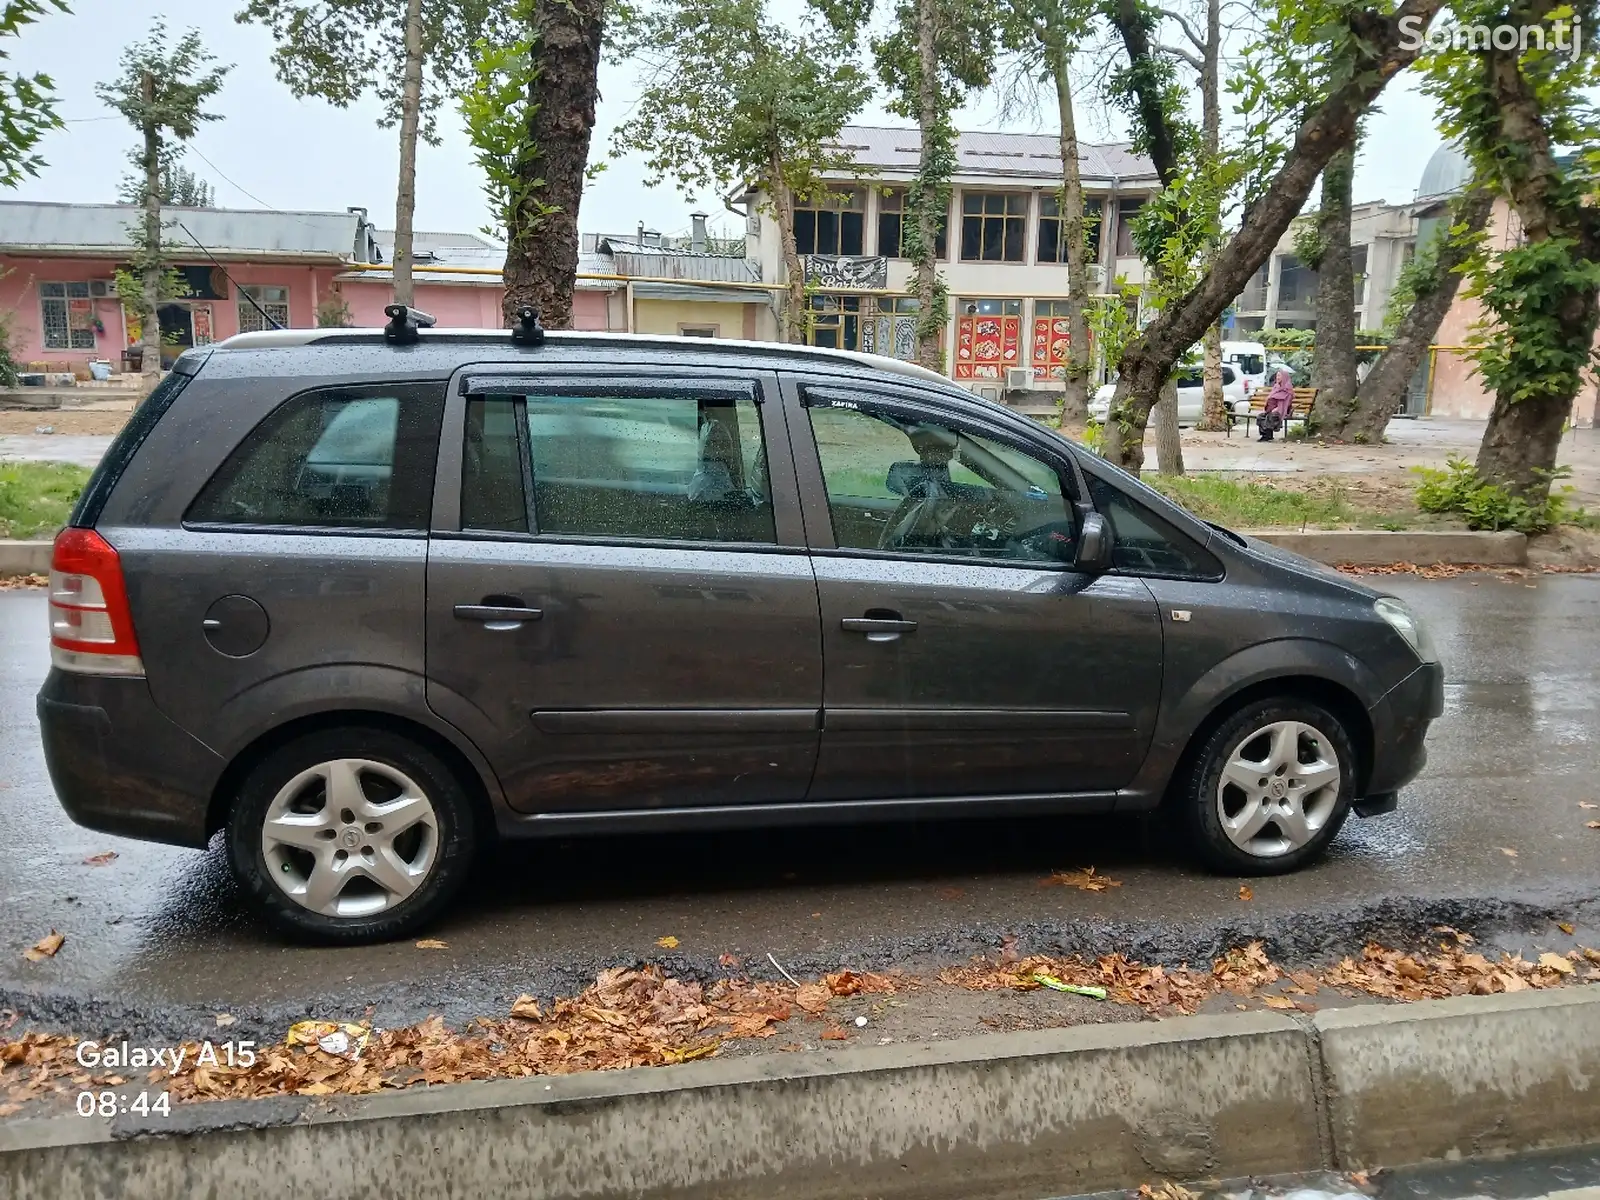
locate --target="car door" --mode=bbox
[784,374,1165,804]
[425,366,823,816]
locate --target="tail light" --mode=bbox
[48,528,144,677]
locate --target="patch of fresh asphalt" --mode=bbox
[0,573,1597,1045]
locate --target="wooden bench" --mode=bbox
[1247,385,1318,421]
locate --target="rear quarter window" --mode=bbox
[185,383,445,531]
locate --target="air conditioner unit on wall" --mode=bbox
[87,279,118,298]
[1005,366,1033,391]
[1086,264,1106,288]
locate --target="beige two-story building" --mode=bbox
[739,125,1159,397]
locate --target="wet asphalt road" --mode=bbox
[2,573,1598,1039]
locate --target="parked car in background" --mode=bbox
[39,321,1442,943]
[1088,363,1252,426]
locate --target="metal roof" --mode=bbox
[0,201,360,261]
[822,125,1160,184]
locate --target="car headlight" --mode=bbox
[1374,597,1437,662]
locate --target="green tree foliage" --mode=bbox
[610,0,871,342]
[0,0,68,188]
[117,162,217,208]
[97,22,229,376]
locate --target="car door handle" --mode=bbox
[841,616,917,642]
[454,604,543,624]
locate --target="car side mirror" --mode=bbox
[1076,511,1115,573]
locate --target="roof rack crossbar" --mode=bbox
[384,305,436,345]
[510,305,545,347]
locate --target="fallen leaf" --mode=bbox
[1559,922,1576,935]
[1348,1170,1371,1188]
[509,994,542,1020]
[1500,847,1519,858]
[794,982,831,1015]
[297,1082,335,1096]
[1578,801,1598,810]
[415,938,448,950]
[82,851,118,866]
[819,1027,849,1041]
[655,936,679,949]
[1261,994,1296,1009]
[1587,822,1600,830]
[937,887,965,900]
[777,1043,803,1052]
[22,931,64,962]
[1539,952,1575,975]
[0,1103,20,1117]
[1238,885,1254,902]
[718,953,741,969]
[214,1013,236,1028]
[1042,867,1122,892]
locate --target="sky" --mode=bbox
[10,0,1450,244]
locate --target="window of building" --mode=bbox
[1351,245,1370,309]
[794,189,864,256]
[679,324,718,338]
[1032,300,1089,381]
[1037,195,1104,264]
[237,285,290,333]
[876,188,949,259]
[808,294,861,350]
[960,192,1028,262]
[1113,198,1146,257]
[39,282,96,350]
[498,387,775,544]
[805,395,1075,563]
[954,299,1022,381]
[1276,255,1319,307]
[187,384,445,530]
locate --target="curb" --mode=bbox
[0,541,51,576]
[3,988,1598,1199]
[1243,528,1527,566]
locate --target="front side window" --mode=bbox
[460,385,775,545]
[238,285,290,333]
[806,393,1076,564]
[40,281,96,350]
[188,384,444,529]
[960,192,1028,262]
[1087,473,1221,578]
[794,189,864,257]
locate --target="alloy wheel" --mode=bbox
[1215,720,1342,859]
[260,758,439,918]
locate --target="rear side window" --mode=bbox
[461,384,775,545]
[187,383,444,530]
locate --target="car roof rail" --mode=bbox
[384,305,436,345]
[510,306,545,347]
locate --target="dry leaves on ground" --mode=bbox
[655,936,679,949]
[1587,821,1600,830]
[22,932,63,963]
[1579,801,1598,810]
[1238,885,1254,902]
[0,575,47,591]
[940,951,1214,1016]
[1337,562,1477,579]
[81,852,118,866]
[1323,941,1591,1000]
[1042,867,1122,892]
[415,939,448,950]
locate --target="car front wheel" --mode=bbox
[225,727,479,942]
[1178,699,1355,874]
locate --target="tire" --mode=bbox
[1177,698,1355,875]
[225,726,479,943]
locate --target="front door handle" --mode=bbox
[842,614,917,642]
[454,603,543,630]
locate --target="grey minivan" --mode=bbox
[38,315,1443,942]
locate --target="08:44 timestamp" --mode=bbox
[77,1091,171,1118]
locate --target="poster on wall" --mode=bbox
[1031,317,1092,380]
[954,315,1020,379]
[192,306,214,345]
[123,307,141,346]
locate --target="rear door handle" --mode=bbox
[454,604,543,627]
[841,616,917,642]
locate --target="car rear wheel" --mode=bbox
[1178,699,1355,875]
[225,727,478,942]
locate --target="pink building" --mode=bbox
[0,200,615,369]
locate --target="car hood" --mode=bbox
[1215,527,1381,598]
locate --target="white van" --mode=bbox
[1222,340,1269,395]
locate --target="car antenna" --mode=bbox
[510,305,545,346]
[176,221,283,331]
[384,304,436,345]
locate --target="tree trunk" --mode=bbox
[139,70,161,380]
[1475,348,1588,498]
[911,0,944,371]
[1154,377,1184,474]
[1195,0,1228,432]
[391,0,424,309]
[1334,184,1493,443]
[502,0,605,329]
[1310,145,1358,430]
[1052,47,1090,417]
[1099,0,1443,473]
[770,153,807,343]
